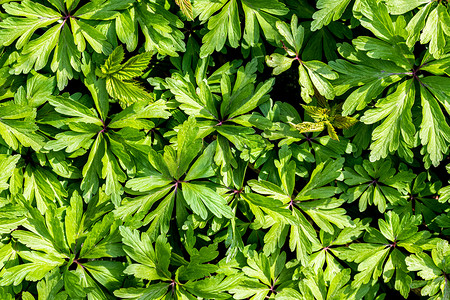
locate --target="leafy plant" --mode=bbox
[96,45,152,107]
[330,0,450,167]
[116,116,234,241]
[290,95,358,140]
[165,58,274,179]
[229,249,295,299]
[194,0,289,58]
[340,211,432,298]
[342,159,415,213]
[266,14,338,102]
[0,0,450,299]
[406,239,450,299]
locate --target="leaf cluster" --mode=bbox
[0,0,450,299]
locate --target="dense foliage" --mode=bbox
[1,0,450,299]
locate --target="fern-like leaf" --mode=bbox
[290,100,358,140]
[97,46,152,107]
[175,0,194,21]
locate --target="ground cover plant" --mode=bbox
[1,0,450,299]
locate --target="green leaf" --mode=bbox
[360,79,416,162]
[134,1,185,56]
[182,182,233,220]
[419,4,450,59]
[297,198,353,234]
[115,9,138,52]
[102,146,126,207]
[358,0,397,43]
[352,36,414,69]
[175,0,194,21]
[297,158,344,199]
[0,251,65,286]
[185,141,216,181]
[343,211,429,295]
[266,53,295,75]
[228,77,274,119]
[80,52,109,120]
[65,191,83,252]
[311,0,352,31]
[81,134,105,200]
[242,193,299,226]
[406,239,450,299]
[38,269,69,300]
[419,83,450,167]
[175,117,203,179]
[199,0,241,58]
[0,102,44,151]
[266,15,338,102]
[51,25,81,90]
[119,227,172,280]
[241,0,288,46]
[23,165,68,214]
[114,283,169,299]
[330,43,406,116]
[384,0,430,15]
[98,45,153,107]
[78,212,122,259]
[177,244,219,281]
[0,154,20,192]
[184,274,241,299]
[13,24,61,74]
[73,0,133,20]
[277,14,303,54]
[64,269,86,298]
[49,96,102,126]
[83,260,124,291]
[71,18,112,55]
[0,1,59,48]
[343,159,414,212]
[406,252,442,281]
[166,73,217,119]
